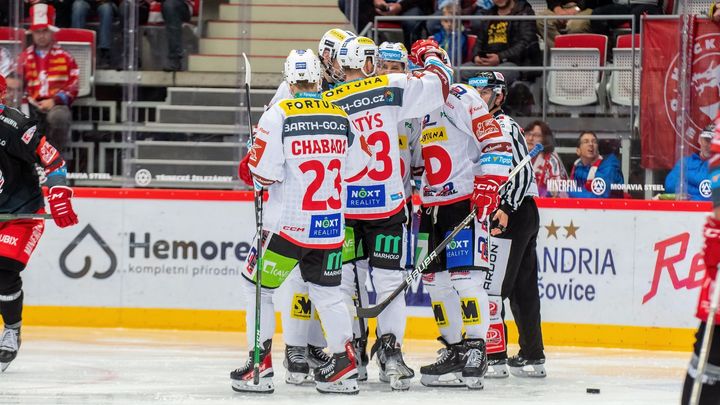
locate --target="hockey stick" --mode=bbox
[0,213,54,221]
[242,53,264,386]
[690,264,720,405]
[356,144,543,319]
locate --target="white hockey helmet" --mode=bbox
[318,28,355,82]
[337,36,377,76]
[284,49,322,86]
[377,41,408,66]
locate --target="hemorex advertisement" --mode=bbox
[22,195,708,330]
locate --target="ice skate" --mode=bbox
[308,344,331,369]
[461,339,488,390]
[371,333,414,390]
[419,337,466,387]
[283,345,312,385]
[508,355,546,378]
[354,337,369,382]
[314,342,359,395]
[230,339,274,393]
[486,358,509,378]
[0,327,20,372]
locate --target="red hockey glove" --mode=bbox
[472,175,503,221]
[410,38,444,66]
[238,153,253,187]
[48,186,79,228]
[703,216,720,279]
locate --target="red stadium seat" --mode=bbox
[53,28,96,97]
[554,33,608,65]
[465,34,477,63]
[616,34,640,49]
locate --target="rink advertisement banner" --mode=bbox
[640,18,720,169]
[21,190,711,344]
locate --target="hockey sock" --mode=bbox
[307,309,327,348]
[372,268,407,345]
[0,290,22,327]
[340,262,361,340]
[422,271,462,344]
[280,269,311,347]
[451,271,490,340]
[241,278,275,352]
[308,283,352,354]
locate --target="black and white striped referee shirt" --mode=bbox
[495,111,538,213]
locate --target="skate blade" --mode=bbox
[463,376,484,390]
[420,372,465,387]
[316,378,359,395]
[285,371,313,385]
[1,362,10,372]
[485,365,509,379]
[509,364,546,378]
[357,366,368,382]
[231,378,275,394]
[389,374,411,391]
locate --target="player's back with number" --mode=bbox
[249,96,369,248]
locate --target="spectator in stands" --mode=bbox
[536,0,592,48]
[431,1,468,64]
[372,0,433,49]
[462,0,539,84]
[160,0,193,71]
[427,0,494,37]
[525,120,568,197]
[23,0,72,27]
[18,4,79,156]
[590,0,661,36]
[568,131,623,198]
[71,0,121,69]
[664,124,714,201]
[711,2,720,22]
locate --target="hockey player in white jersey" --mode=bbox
[246,28,356,385]
[323,36,453,390]
[231,49,372,395]
[411,77,512,389]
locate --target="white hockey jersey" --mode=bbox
[322,58,452,219]
[267,81,291,109]
[398,118,418,202]
[248,95,371,248]
[411,83,513,206]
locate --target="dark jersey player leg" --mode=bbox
[0,73,79,372]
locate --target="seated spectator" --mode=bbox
[431,2,468,64]
[71,0,121,69]
[524,120,568,197]
[536,0,592,48]
[462,0,539,84]
[372,0,433,49]
[568,131,624,198]
[664,124,714,201]
[18,4,79,158]
[590,0,661,36]
[427,0,492,38]
[160,0,194,71]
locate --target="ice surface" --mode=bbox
[0,327,687,405]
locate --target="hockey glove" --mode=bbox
[238,153,253,187]
[472,175,503,221]
[48,186,79,228]
[410,39,448,66]
[703,216,720,278]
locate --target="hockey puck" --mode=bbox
[586,388,600,394]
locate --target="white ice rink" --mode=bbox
[0,327,688,405]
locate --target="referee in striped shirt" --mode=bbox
[472,72,546,378]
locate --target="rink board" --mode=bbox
[20,189,711,350]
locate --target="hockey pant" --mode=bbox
[280,268,327,348]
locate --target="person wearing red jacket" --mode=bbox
[18,4,79,158]
[682,111,720,405]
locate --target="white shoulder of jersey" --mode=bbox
[266,81,292,110]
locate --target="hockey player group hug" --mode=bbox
[234,27,546,395]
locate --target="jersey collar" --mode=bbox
[294,92,321,99]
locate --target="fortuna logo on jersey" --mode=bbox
[290,138,347,156]
[419,127,448,145]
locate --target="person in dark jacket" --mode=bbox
[664,124,714,201]
[590,0,662,35]
[536,0,593,48]
[462,0,540,84]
